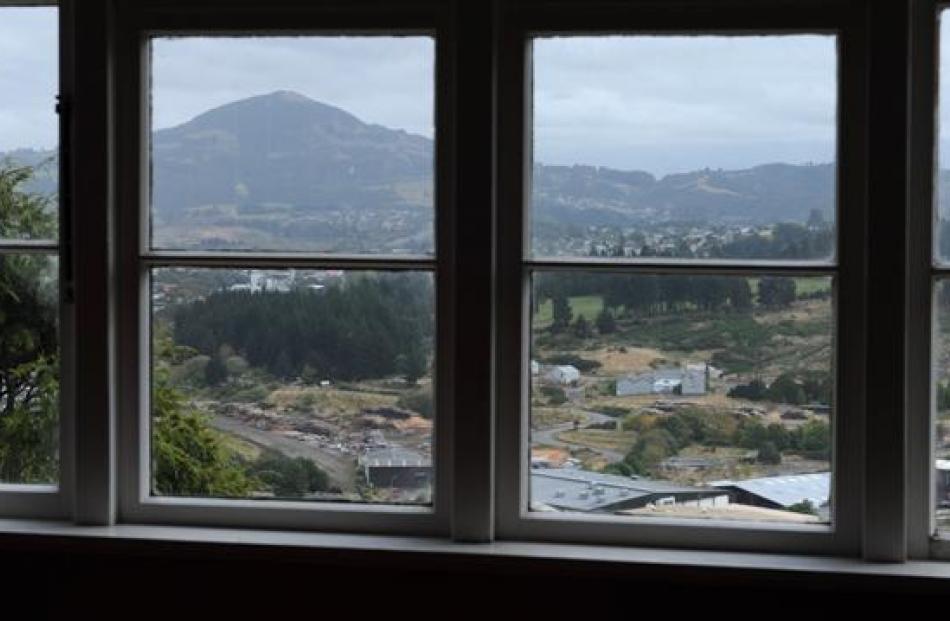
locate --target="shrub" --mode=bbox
[540,354,602,372]
[396,388,434,419]
[247,451,329,498]
[540,385,568,405]
[757,441,782,464]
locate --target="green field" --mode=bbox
[534,295,604,329]
[533,277,832,329]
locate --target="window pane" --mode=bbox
[938,14,950,264]
[531,36,837,261]
[150,37,434,254]
[935,281,950,533]
[0,7,58,241]
[529,272,833,523]
[150,268,434,505]
[0,254,59,485]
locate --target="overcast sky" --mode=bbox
[0,7,57,153]
[11,7,950,176]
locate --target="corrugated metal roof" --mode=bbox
[531,469,723,513]
[359,448,430,468]
[712,472,830,508]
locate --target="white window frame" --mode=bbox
[909,0,950,562]
[111,0,459,535]
[3,0,937,568]
[493,0,872,556]
[0,0,73,520]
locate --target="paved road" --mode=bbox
[212,415,356,490]
[531,409,627,464]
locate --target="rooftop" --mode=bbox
[531,469,723,513]
[711,472,830,509]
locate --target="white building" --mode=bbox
[616,363,708,397]
[543,365,580,385]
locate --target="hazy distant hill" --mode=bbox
[533,162,836,227]
[152,90,433,219]
[2,90,912,250]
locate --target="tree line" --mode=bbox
[541,274,800,335]
[172,273,434,383]
[606,408,831,477]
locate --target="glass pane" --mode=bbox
[0,254,59,484]
[938,13,950,264]
[935,281,950,533]
[150,37,434,254]
[0,7,59,241]
[529,272,833,523]
[151,268,434,505]
[531,36,837,261]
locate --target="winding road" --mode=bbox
[531,408,628,464]
[212,415,357,490]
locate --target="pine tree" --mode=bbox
[551,294,572,333]
[595,308,617,334]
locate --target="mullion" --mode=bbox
[524,261,836,278]
[0,244,59,254]
[140,257,436,272]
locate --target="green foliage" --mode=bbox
[728,379,768,400]
[939,380,950,412]
[540,385,568,405]
[757,276,797,309]
[550,294,572,333]
[757,441,782,465]
[395,344,428,385]
[602,461,633,476]
[595,308,617,334]
[172,273,433,382]
[247,451,329,498]
[766,373,807,405]
[572,315,592,338]
[0,163,56,239]
[0,163,59,483]
[787,499,819,516]
[622,428,678,475]
[0,357,58,483]
[204,347,229,386]
[151,377,255,497]
[540,354,601,372]
[396,388,434,419]
[656,407,735,451]
[729,372,831,405]
[152,327,255,497]
[597,404,629,417]
[799,419,831,460]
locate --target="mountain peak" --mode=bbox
[176,90,365,135]
[266,89,312,103]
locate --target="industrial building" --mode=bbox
[712,472,831,520]
[359,447,432,489]
[531,470,729,513]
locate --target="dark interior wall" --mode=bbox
[1,536,947,614]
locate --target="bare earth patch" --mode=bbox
[586,346,666,374]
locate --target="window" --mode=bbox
[496,1,866,555]
[526,36,837,528]
[0,1,68,518]
[112,2,454,534]
[4,0,949,570]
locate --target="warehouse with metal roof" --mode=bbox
[530,470,729,514]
